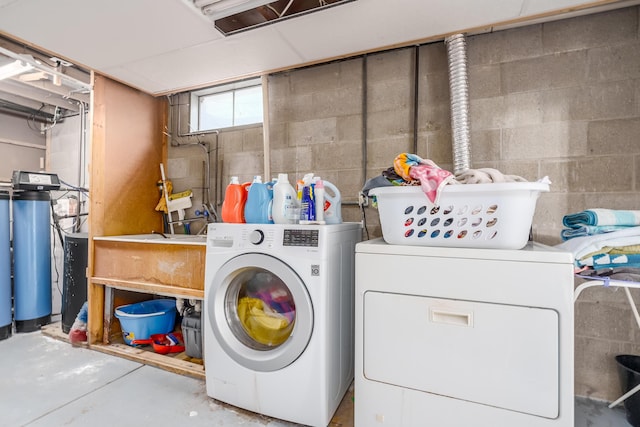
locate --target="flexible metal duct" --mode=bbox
[445,33,471,175]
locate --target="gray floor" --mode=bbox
[0,331,298,427]
[0,330,633,427]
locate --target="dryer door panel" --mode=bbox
[363,291,559,419]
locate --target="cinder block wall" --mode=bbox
[168,6,640,401]
[462,7,640,401]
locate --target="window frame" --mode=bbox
[189,77,263,132]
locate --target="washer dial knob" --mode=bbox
[249,229,264,245]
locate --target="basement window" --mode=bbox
[190,78,263,131]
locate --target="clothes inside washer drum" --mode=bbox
[237,297,293,346]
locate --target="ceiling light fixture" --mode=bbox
[0,46,92,92]
[194,0,274,21]
[0,56,34,81]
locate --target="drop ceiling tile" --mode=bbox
[104,28,304,94]
[0,0,219,69]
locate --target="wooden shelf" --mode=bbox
[92,278,204,299]
[41,322,204,379]
[91,340,205,380]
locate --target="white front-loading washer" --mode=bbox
[204,222,362,427]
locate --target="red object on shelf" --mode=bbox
[69,328,87,344]
[131,332,185,354]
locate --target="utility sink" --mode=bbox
[92,233,207,299]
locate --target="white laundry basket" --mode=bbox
[370,182,549,250]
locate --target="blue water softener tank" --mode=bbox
[0,190,11,340]
[13,191,52,332]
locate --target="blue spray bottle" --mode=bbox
[299,174,315,223]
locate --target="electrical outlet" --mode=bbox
[358,191,368,207]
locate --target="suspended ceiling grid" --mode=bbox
[0,0,638,98]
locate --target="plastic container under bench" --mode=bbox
[182,311,202,359]
[114,299,177,346]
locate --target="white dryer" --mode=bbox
[204,222,362,427]
[355,238,575,427]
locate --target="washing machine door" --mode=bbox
[208,252,313,372]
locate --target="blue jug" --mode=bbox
[244,176,274,224]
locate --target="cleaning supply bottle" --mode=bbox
[221,176,250,223]
[296,178,304,204]
[272,173,298,224]
[313,178,326,224]
[322,181,342,224]
[299,175,315,223]
[244,176,274,224]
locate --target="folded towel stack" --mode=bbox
[561,209,640,241]
[556,212,640,279]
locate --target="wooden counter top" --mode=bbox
[92,236,206,299]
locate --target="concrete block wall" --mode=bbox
[168,5,640,401]
[461,7,640,401]
[268,58,368,224]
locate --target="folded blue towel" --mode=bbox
[579,253,640,270]
[563,209,640,228]
[561,225,634,241]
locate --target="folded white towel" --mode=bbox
[555,226,640,261]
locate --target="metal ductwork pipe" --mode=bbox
[445,33,471,176]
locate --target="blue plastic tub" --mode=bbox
[114,299,177,345]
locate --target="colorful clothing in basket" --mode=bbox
[393,153,454,205]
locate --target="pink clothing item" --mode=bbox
[409,163,455,206]
[393,153,455,205]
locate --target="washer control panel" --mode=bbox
[283,229,319,247]
[207,224,325,251]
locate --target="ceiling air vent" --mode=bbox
[194,0,356,36]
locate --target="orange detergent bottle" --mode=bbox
[221,176,250,223]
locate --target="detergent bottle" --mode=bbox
[313,178,326,224]
[244,176,274,224]
[299,174,315,223]
[322,181,342,224]
[296,178,304,205]
[272,173,298,224]
[221,176,250,223]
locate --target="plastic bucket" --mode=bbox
[615,354,640,426]
[182,312,203,359]
[114,299,177,346]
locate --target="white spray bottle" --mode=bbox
[322,181,342,224]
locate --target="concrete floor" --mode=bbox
[0,330,633,427]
